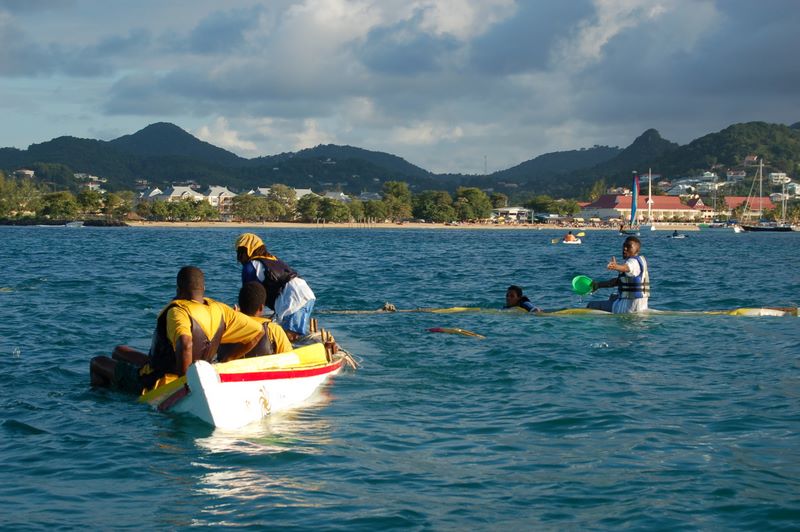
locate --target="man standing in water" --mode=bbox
[587,236,649,313]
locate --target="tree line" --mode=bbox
[0,174,584,223]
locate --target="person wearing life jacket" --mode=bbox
[235,233,316,339]
[586,236,649,313]
[504,285,542,313]
[218,282,292,359]
[90,266,265,392]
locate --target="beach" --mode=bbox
[126,220,702,230]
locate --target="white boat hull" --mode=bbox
[140,344,345,429]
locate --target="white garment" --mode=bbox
[273,277,316,322]
[611,256,649,313]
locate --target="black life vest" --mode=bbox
[216,321,274,361]
[255,257,298,310]
[147,302,226,380]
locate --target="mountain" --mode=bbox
[252,144,433,179]
[495,145,622,181]
[1,121,798,199]
[517,123,798,198]
[595,129,680,175]
[652,122,800,175]
[109,122,246,167]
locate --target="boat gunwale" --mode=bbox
[218,357,344,383]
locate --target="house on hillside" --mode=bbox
[323,191,350,202]
[294,188,316,200]
[138,187,162,202]
[357,192,382,202]
[726,170,746,182]
[769,172,791,185]
[14,169,35,179]
[665,184,696,196]
[249,187,271,197]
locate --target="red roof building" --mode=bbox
[724,196,775,212]
[580,194,705,222]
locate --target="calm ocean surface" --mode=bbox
[1,225,799,530]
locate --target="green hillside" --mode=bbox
[1,121,798,198]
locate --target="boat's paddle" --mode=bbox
[428,327,486,339]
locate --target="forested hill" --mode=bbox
[251,144,434,180]
[0,121,798,199]
[109,122,246,167]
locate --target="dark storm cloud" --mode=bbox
[0,18,151,77]
[560,0,800,142]
[103,74,188,116]
[358,17,460,75]
[164,5,264,54]
[0,0,76,14]
[468,1,592,75]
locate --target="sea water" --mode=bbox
[0,226,799,530]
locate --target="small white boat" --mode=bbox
[562,238,582,245]
[139,342,350,429]
[666,234,687,239]
[65,221,84,228]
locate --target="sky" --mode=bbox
[1,0,798,174]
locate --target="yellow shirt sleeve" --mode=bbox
[267,321,293,353]
[165,304,193,350]
[215,299,264,344]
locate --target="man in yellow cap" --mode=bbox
[235,233,316,339]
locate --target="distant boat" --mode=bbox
[641,168,657,231]
[740,159,793,232]
[65,221,84,228]
[620,171,641,236]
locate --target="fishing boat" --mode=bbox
[136,341,352,429]
[740,159,793,232]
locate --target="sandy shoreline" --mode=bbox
[126,220,702,231]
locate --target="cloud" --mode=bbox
[168,5,264,54]
[194,117,258,154]
[1,0,799,175]
[292,119,334,150]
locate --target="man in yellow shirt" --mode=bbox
[90,266,264,392]
[221,282,293,357]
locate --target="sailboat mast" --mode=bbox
[758,159,763,219]
[647,168,652,223]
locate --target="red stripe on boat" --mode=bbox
[219,359,343,383]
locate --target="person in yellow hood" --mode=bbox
[235,233,316,338]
